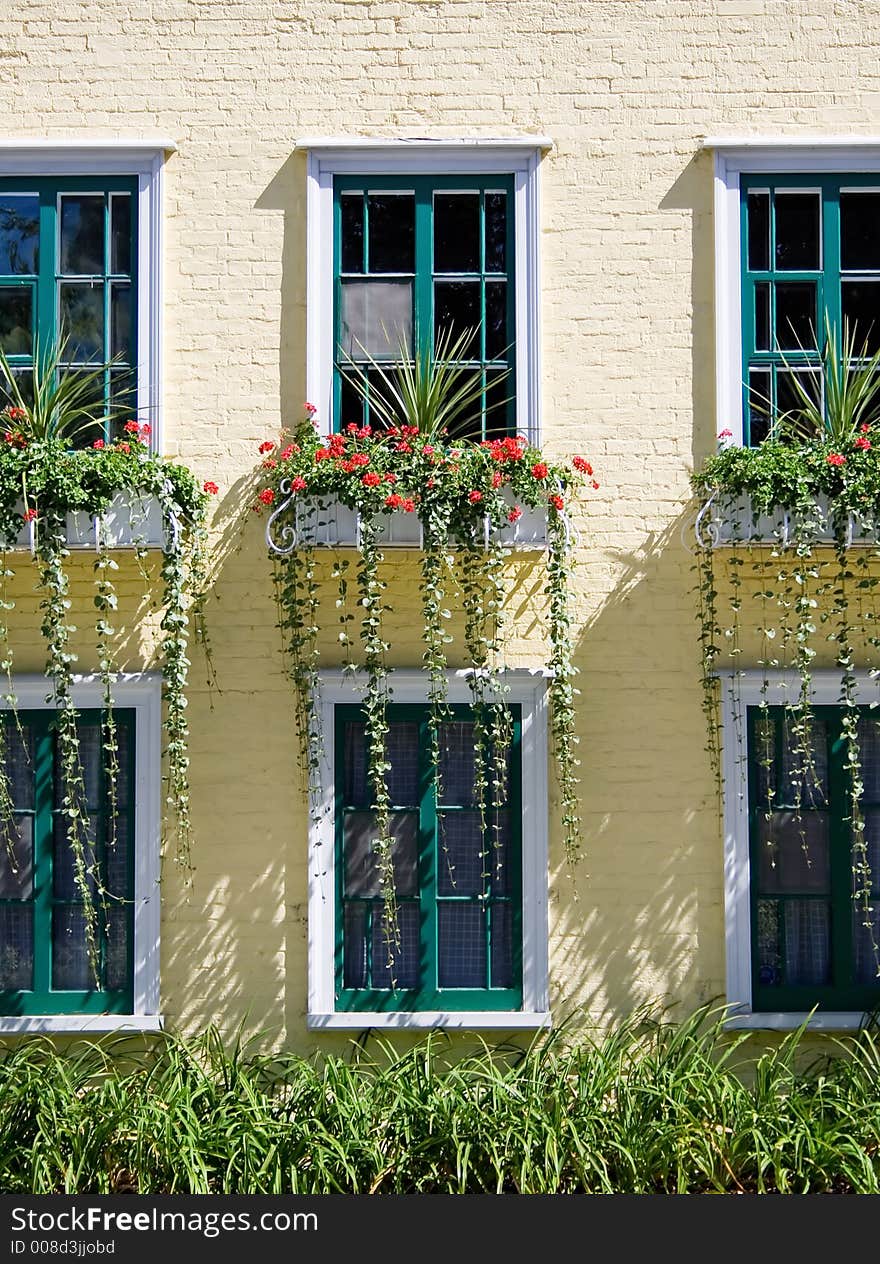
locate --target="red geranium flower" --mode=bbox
[402,498,416,513]
[116,441,131,454]
[549,493,565,511]
[827,453,846,466]
[258,488,275,506]
[385,493,403,509]
[203,481,219,495]
[531,462,548,480]
[855,436,872,450]
[258,440,275,454]
[468,490,483,503]
[362,472,381,487]
[507,506,523,523]
[22,508,36,523]
[572,456,593,475]
[291,476,308,492]
[124,419,140,434]
[304,401,317,415]
[92,439,105,450]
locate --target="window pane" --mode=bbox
[343,810,418,898]
[109,369,136,437]
[343,903,368,988]
[485,192,507,273]
[444,368,483,441]
[775,192,820,271]
[754,281,770,350]
[370,902,420,989]
[60,195,105,275]
[438,902,486,988]
[776,713,828,807]
[842,281,880,355]
[437,812,486,897]
[339,372,364,429]
[438,722,477,806]
[104,907,129,992]
[485,280,508,361]
[776,367,820,419]
[52,905,92,990]
[110,194,131,275]
[775,281,816,350]
[747,191,770,271]
[0,904,32,989]
[340,193,364,273]
[0,287,32,356]
[747,368,771,445]
[0,817,32,900]
[757,899,782,987]
[854,905,880,985]
[6,724,34,809]
[105,812,130,898]
[53,814,98,900]
[484,370,510,441]
[110,282,132,361]
[59,283,105,362]
[387,723,419,805]
[0,195,39,275]
[860,716,880,801]
[783,899,831,985]
[339,279,412,359]
[434,281,480,359]
[343,721,368,805]
[488,810,512,896]
[840,191,880,271]
[54,725,101,809]
[491,902,513,988]
[757,811,830,893]
[367,194,414,273]
[434,193,480,273]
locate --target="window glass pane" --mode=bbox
[387,723,419,805]
[488,810,511,896]
[367,194,414,273]
[52,905,92,989]
[491,902,513,988]
[484,370,510,441]
[777,713,828,807]
[0,904,32,989]
[438,722,477,806]
[54,725,101,809]
[60,195,105,275]
[840,191,880,271]
[776,367,820,419]
[747,191,770,271]
[747,368,771,445]
[105,812,130,898]
[340,193,364,273]
[104,907,129,992]
[438,902,486,988]
[783,899,831,985]
[0,287,32,357]
[59,283,105,363]
[775,192,820,271]
[109,369,136,437]
[0,817,32,899]
[434,281,480,359]
[757,811,830,892]
[754,281,770,351]
[757,899,782,987]
[110,194,131,275]
[52,814,98,900]
[434,193,480,273]
[6,723,34,810]
[370,902,420,989]
[437,813,485,897]
[775,281,816,350]
[343,903,368,988]
[485,192,507,273]
[444,368,483,441]
[0,195,38,275]
[485,280,508,361]
[339,279,412,359]
[859,716,880,801]
[110,282,132,362]
[339,373,364,429]
[343,721,368,805]
[343,810,418,898]
[842,281,880,355]
[854,905,880,985]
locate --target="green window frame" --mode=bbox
[0,709,136,1015]
[740,173,880,444]
[748,705,880,1013]
[0,176,138,443]
[333,174,516,438]
[335,703,523,1012]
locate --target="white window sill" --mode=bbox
[724,1011,870,1032]
[0,1015,164,1034]
[308,1011,551,1031]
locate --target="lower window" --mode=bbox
[748,705,880,1012]
[336,704,523,1012]
[0,709,135,1015]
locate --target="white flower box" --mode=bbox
[9,492,167,552]
[699,493,879,548]
[278,492,550,552]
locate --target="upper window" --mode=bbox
[0,177,138,444]
[741,175,880,444]
[334,176,515,439]
[303,141,546,446]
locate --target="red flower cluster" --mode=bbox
[507,506,523,523]
[3,430,25,448]
[855,436,872,451]
[549,494,565,511]
[203,481,219,495]
[572,456,593,475]
[483,436,526,463]
[124,419,151,441]
[531,462,549,480]
[116,441,131,455]
[468,490,483,503]
[341,452,370,473]
[22,507,36,523]
[92,439,106,450]
[291,476,308,492]
[345,423,372,439]
[304,401,317,415]
[827,453,846,466]
[362,472,381,487]
[258,488,275,506]
[258,440,275,455]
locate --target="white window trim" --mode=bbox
[300,138,548,445]
[0,672,163,1034]
[707,138,880,446]
[0,140,174,452]
[720,667,880,1030]
[307,668,551,1030]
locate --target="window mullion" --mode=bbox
[37,187,55,372]
[414,178,433,362]
[823,182,842,350]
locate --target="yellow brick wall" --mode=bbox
[2,0,880,1046]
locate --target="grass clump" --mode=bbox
[1,1007,880,1193]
